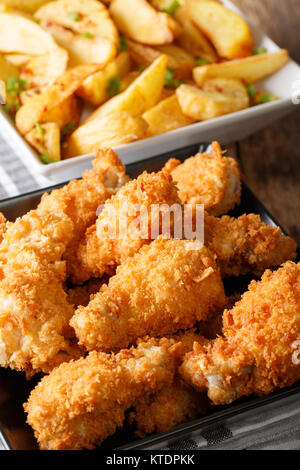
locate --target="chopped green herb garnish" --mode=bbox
[80,31,94,39]
[61,122,75,139]
[253,46,267,55]
[137,65,146,72]
[107,76,121,97]
[160,0,180,15]
[35,122,45,135]
[246,83,256,99]
[164,68,175,87]
[196,58,210,66]
[118,36,127,52]
[6,77,27,97]
[260,93,276,103]
[2,103,21,121]
[164,68,183,88]
[40,153,52,164]
[68,11,82,21]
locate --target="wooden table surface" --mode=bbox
[229,0,300,244]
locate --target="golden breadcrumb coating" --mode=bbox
[0,210,81,377]
[73,170,180,283]
[0,212,7,242]
[180,262,300,405]
[38,149,129,282]
[204,213,297,277]
[163,141,241,216]
[71,238,226,352]
[127,380,207,438]
[25,337,182,450]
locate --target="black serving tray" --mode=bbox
[0,144,299,450]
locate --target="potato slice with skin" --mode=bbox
[35,0,118,66]
[42,94,83,129]
[177,78,249,121]
[38,22,116,67]
[193,50,289,84]
[64,111,148,158]
[86,54,168,122]
[143,94,195,136]
[0,12,59,55]
[20,47,68,88]
[127,40,196,78]
[77,52,131,106]
[16,63,103,135]
[186,0,253,59]
[25,122,61,162]
[174,3,218,63]
[110,0,181,45]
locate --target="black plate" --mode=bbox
[0,144,299,451]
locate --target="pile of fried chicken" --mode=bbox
[0,142,299,450]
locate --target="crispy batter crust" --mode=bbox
[164,141,242,216]
[71,238,226,352]
[180,262,300,405]
[25,337,180,450]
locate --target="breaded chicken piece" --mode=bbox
[71,238,226,352]
[0,212,7,242]
[0,210,81,377]
[127,380,207,438]
[204,213,297,277]
[163,141,241,216]
[25,337,182,450]
[73,170,180,283]
[180,261,300,405]
[38,149,129,281]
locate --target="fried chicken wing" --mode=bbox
[204,213,297,277]
[163,141,241,216]
[0,210,81,377]
[180,261,300,405]
[25,337,182,450]
[72,170,180,283]
[71,238,226,352]
[38,149,129,281]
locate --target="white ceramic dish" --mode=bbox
[0,0,299,182]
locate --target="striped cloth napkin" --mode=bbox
[0,133,299,451]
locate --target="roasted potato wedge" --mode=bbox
[186,0,253,59]
[173,2,218,63]
[143,94,195,136]
[77,52,131,106]
[64,110,148,157]
[0,11,59,55]
[86,54,168,121]
[20,47,68,88]
[35,0,119,66]
[0,1,51,13]
[177,78,249,120]
[16,63,102,134]
[193,49,289,84]
[128,40,196,78]
[25,122,61,162]
[110,0,181,45]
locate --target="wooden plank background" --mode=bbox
[229,0,300,244]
